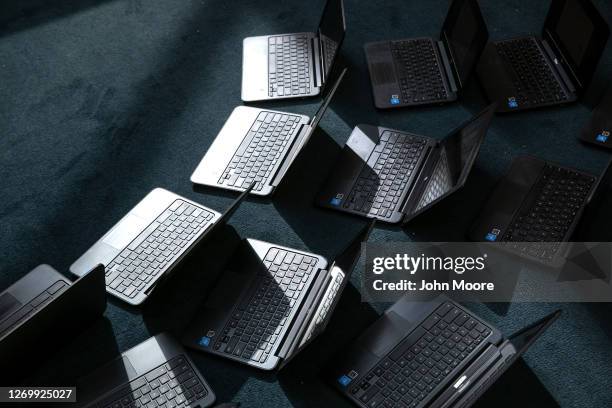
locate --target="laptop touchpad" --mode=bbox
[103,214,149,249]
[359,313,407,358]
[371,62,396,85]
[0,293,21,321]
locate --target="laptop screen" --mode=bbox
[411,105,495,216]
[543,0,609,89]
[318,0,346,78]
[440,0,489,88]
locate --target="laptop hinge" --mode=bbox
[437,41,459,93]
[276,268,328,363]
[312,37,324,88]
[270,124,310,187]
[541,39,577,94]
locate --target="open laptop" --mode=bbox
[75,333,215,408]
[580,86,612,149]
[192,68,346,196]
[241,0,345,102]
[0,264,106,383]
[469,156,612,267]
[182,220,374,371]
[316,104,496,223]
[477,0,609,113]
[364,0,489,109]
[70,185,252,306]
[330,295,560,408]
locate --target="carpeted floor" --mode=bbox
[1,0,612,406]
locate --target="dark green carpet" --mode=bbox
[1,0,611,406]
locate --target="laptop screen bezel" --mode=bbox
[542,0,610,91]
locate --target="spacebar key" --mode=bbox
[388,326,426,361]
[127,221,160,251]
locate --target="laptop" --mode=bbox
[316,104,496,224]
[182,220,375,371]
[330,295,560,408]
[70,185,252,306]
[364,0,489,109]
[469,156,612,266]
[0,264,106,383]
[241,0,345,102]
[192,68,346,196]
[477,0,609,113]
[580,86,612,149]
[75,333,215,408]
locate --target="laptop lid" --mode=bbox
[440,0,489,89]
[0,264,106,382]
[404,103,496,223]
[542,0,609,91]
[317,0,346,82]
[271,68,346,187]
[279,220,375,368]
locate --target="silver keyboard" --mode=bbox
[218,111,301,192]
[268,34,311,97]
[105,200,215,302]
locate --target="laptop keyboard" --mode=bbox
[0,281,67,337]
[213,247,318,364]
[105,200,215,301]
[268,35,312,97]
[495,38,568,107]
[391,39,448,104]
[345,132,427,220]
[349,303,492,408]
[501,164,595,260]
[91,355,210,408]
[218,111,301,192]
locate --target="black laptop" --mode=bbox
[330,295,560,408]
[0,264,106,383]
[182,221,374,371]
[364,0,489,109]
[469,156,612,266]
[580,86,612,149]
[477,0,609,113]
[316,104,496,223]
